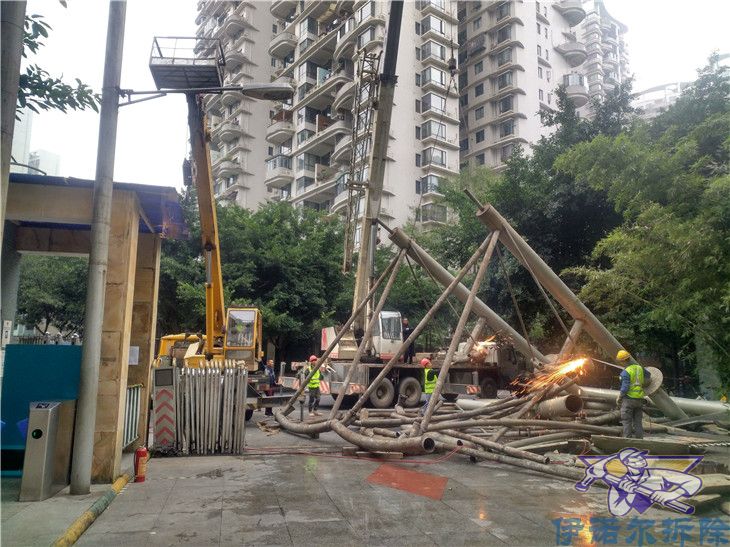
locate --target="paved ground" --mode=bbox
[76,405,727,547]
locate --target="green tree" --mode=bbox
[16,13,99,117]
[556,56,730,392]
[16,255,88,335]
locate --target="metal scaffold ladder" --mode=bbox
[342,51,382,274]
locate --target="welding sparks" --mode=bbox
[519,357,589,393]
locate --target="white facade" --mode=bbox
[28,149,61,176]
[195,0,276,209]
[10,109,33,174]
[265,0,461,228]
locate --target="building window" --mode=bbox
[497,48,512,66]
[496,2,509,21]
[358,28,375,49]
[416,73,422,86]
[272,24,278,33]
[418,203,447,223]
[300,17,317,35]
[458,29,467,43]
[536,22,540,34]
[496,25,511,44]
[475,83,484,97]
[415,99,421,113]
[422,67,445,86]
[545,49,549,61]
[415,126,421,139]
[459,94,468,107]
[546,69,551,82]
[538,66,543,79]
[499,119,514,138]
[500,144,514,162]
[415,21,421,35]
[547,92,552,104]
[297,129,314,144]
[474,61,483,74]
[271,57,277,67]
[537,45,541,57]
[458,72,468,88]
[473,17,481,30]
[422,120,446,140]
[498,95,512,113]
[539,89,544,101]
[423,147,446,166]
[423,41,446,61]
[419,175,442,194]
[415,47,421,60]
[476,153,485,165]
[460,138,469,151]
[296,176,314,191]
[415,153,421,167]
[357,1,374,22]
[497,71,512,89]
[422,93,447,113]
[421,15,445,35]
[475,129,484,143]
[296,152,318,171]
[544,27,548,38]
[475,106,485,119]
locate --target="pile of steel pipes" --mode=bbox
[174,364,249,455]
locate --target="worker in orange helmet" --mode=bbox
[419,357,438,416]
[306,355,322,417]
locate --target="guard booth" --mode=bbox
[1,173,187,482]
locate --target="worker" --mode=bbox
[263,359,276,416]
[420,357,438,416]
[306,355,322,417]
[615,350,652,439]
[402,317,415,364]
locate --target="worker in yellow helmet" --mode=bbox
[419,357,439,416]
[615,350,651,439]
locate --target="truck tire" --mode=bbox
[479,377,498,399]
[369,378,395,408]
[245,408,254,421]
[338,394,359,408]
[397,377,422,408]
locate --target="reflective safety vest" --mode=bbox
[423,369,437,394]
[626,364,645,399]
[307,366,321,389]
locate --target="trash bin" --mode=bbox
[19,400,76,501]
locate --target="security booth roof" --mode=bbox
[8,173,189,239]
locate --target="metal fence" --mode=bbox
[123,384,143,448]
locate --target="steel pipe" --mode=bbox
[533,395,584,418]
[577,386,730,417]
[330,420,436,455]
[388,227,550,365]
[441,429,549,464]
[427,418,621,436]
[506,431,587,449]
[474,202,686,419]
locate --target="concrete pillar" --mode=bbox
[1,222,22,378]
[126,233,161,450]
[92,191,139,482]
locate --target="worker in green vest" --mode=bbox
[306,355,322,417]
[419,357,438,416]
[615,350,652,439]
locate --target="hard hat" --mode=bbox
[309,355,317,362]
[420,358,430,367]
[616,350,631,362]
[618,448,648,466]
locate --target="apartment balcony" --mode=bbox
[265,155,294,189]
[266,119,294,145]
[295,164,339,202]
[221,89,242,106]
[297,116,353,156]
[224,13,252,38]
[563,74,589,107]
[269,32,296,59]
[331,183,350,214]
[299,69,353,111]
[417,0,458,24]
[218,120,243,142]
[225,48,249,71]
[271,0,297,19]
[298,31,338,68]
[556,41,588,67]
[332,79,356,111]
[218,160,243,178]
[603,55,619,69]
[421,105,459,125]
[331,134,353,164]
[421,133,460,151]
[555,0,586,26]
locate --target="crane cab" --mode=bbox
[223,307,263,365]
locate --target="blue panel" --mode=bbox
[1,345,81,467]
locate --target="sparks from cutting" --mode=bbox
[522,357,589,393]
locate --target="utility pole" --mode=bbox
[70,0,127,495]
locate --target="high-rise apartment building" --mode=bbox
[458,0,628,172]
[264,0,461,228]
[195,0,276,209]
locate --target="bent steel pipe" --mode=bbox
[330,419,436,455]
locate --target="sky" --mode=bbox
[23,0,730,190]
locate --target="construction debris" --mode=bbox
[271,197,730,512]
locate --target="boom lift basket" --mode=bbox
[149,36,225,90]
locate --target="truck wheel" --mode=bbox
[369,378,395,408]
[479,377,498,399]
[398,377,422,407]
[245,409,254,421]
[338,394,359,408]
[443,394,459,403]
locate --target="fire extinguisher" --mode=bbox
[134,446,148,483]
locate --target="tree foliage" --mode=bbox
[17,14,99,116]
[17,255,87,335]
[556,56,730,391]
